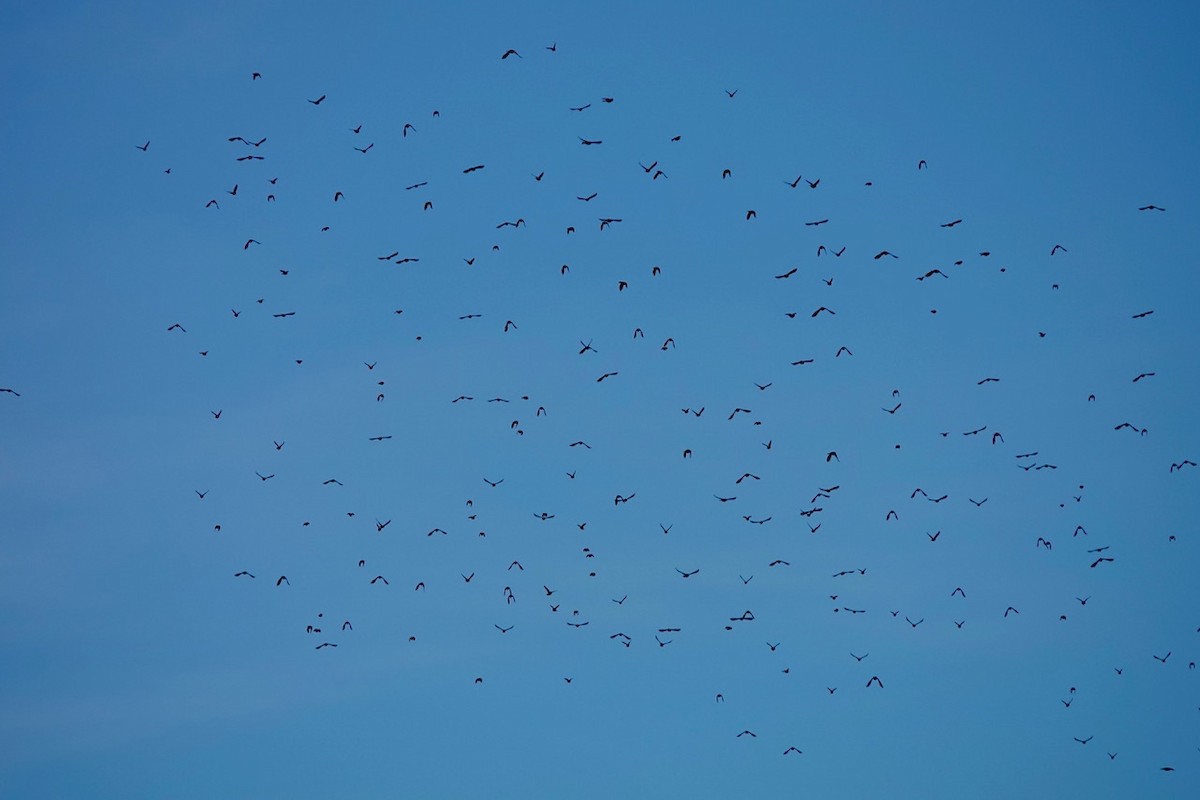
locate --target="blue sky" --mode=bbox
[2,1,1198,797]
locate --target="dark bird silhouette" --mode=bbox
[866,676,883,688]
[676,568,700,578]
[1138,205,1165,211]
[463,164,485,174]
[234,571,254,578]
[308,95,326,105]
[135,141,150,151]
[941,219,963,227]
[500,49,521,59]
[579,137,602,146]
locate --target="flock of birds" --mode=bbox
[93,42,1197,773]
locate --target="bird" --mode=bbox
[308,94,326,105]
[500,49,521,59]
[135,141,150,151]
[1138,204,1166,211]
[676,568,700,578]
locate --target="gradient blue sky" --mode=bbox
[2,2,1199,797]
